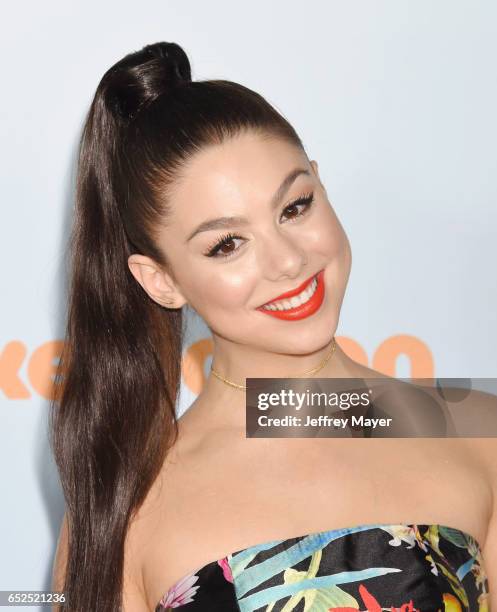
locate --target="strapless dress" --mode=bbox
[154,522,489,612]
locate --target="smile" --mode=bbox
[256,269,326,321]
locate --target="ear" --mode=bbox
[309,160,326,193]
[127,254,187,309]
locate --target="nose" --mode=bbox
[256,228,308,281]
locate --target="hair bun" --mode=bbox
[103,41,192,122]
[143,42,192,85]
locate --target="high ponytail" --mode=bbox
[49,42,305,610]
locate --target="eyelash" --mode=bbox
[203,192,315,259]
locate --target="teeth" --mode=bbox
[262,276,318,311]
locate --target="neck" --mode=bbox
[211,337,337,390]
[209,335,346,382]
[191,340,360,434]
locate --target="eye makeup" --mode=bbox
[203,191,315,260]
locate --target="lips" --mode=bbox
[259,272,319,308]
[256,269,326,321]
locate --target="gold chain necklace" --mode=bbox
[210,337,337,391]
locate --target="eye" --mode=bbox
[204,191,315,259]
[204,232,244,259]
[281,192,315,222]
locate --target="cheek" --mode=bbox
[303,206,348,259]
[186,267,256,310]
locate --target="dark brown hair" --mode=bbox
[49,41,304,610]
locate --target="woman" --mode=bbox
[51,42,496,611]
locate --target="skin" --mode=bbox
[128,131,357,430]
[122,131,497,610]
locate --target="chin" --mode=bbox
[267,323,338,356]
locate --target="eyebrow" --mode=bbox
[185,167,312,242]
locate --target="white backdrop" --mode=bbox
[1,1,496,607]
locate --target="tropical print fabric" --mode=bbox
[155,523,489,612]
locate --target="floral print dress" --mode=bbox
[155,523,489,612]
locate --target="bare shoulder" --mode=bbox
[450,387,497,484]
[123,471,171,610]
[442,386,497,438]
[347,361,496,517]
[448,389,497,606]
[121,470,170,611]
[430,385,497,481]
[124,411,214,610]
[418,386,497,542]
[121,563,150,612]
[123,508,152,611]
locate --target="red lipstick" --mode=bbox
[256,269,325,321]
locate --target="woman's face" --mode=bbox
[138,130,351,355]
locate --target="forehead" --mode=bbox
[167,132,310,223]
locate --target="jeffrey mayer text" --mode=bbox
[304,415,393,428]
